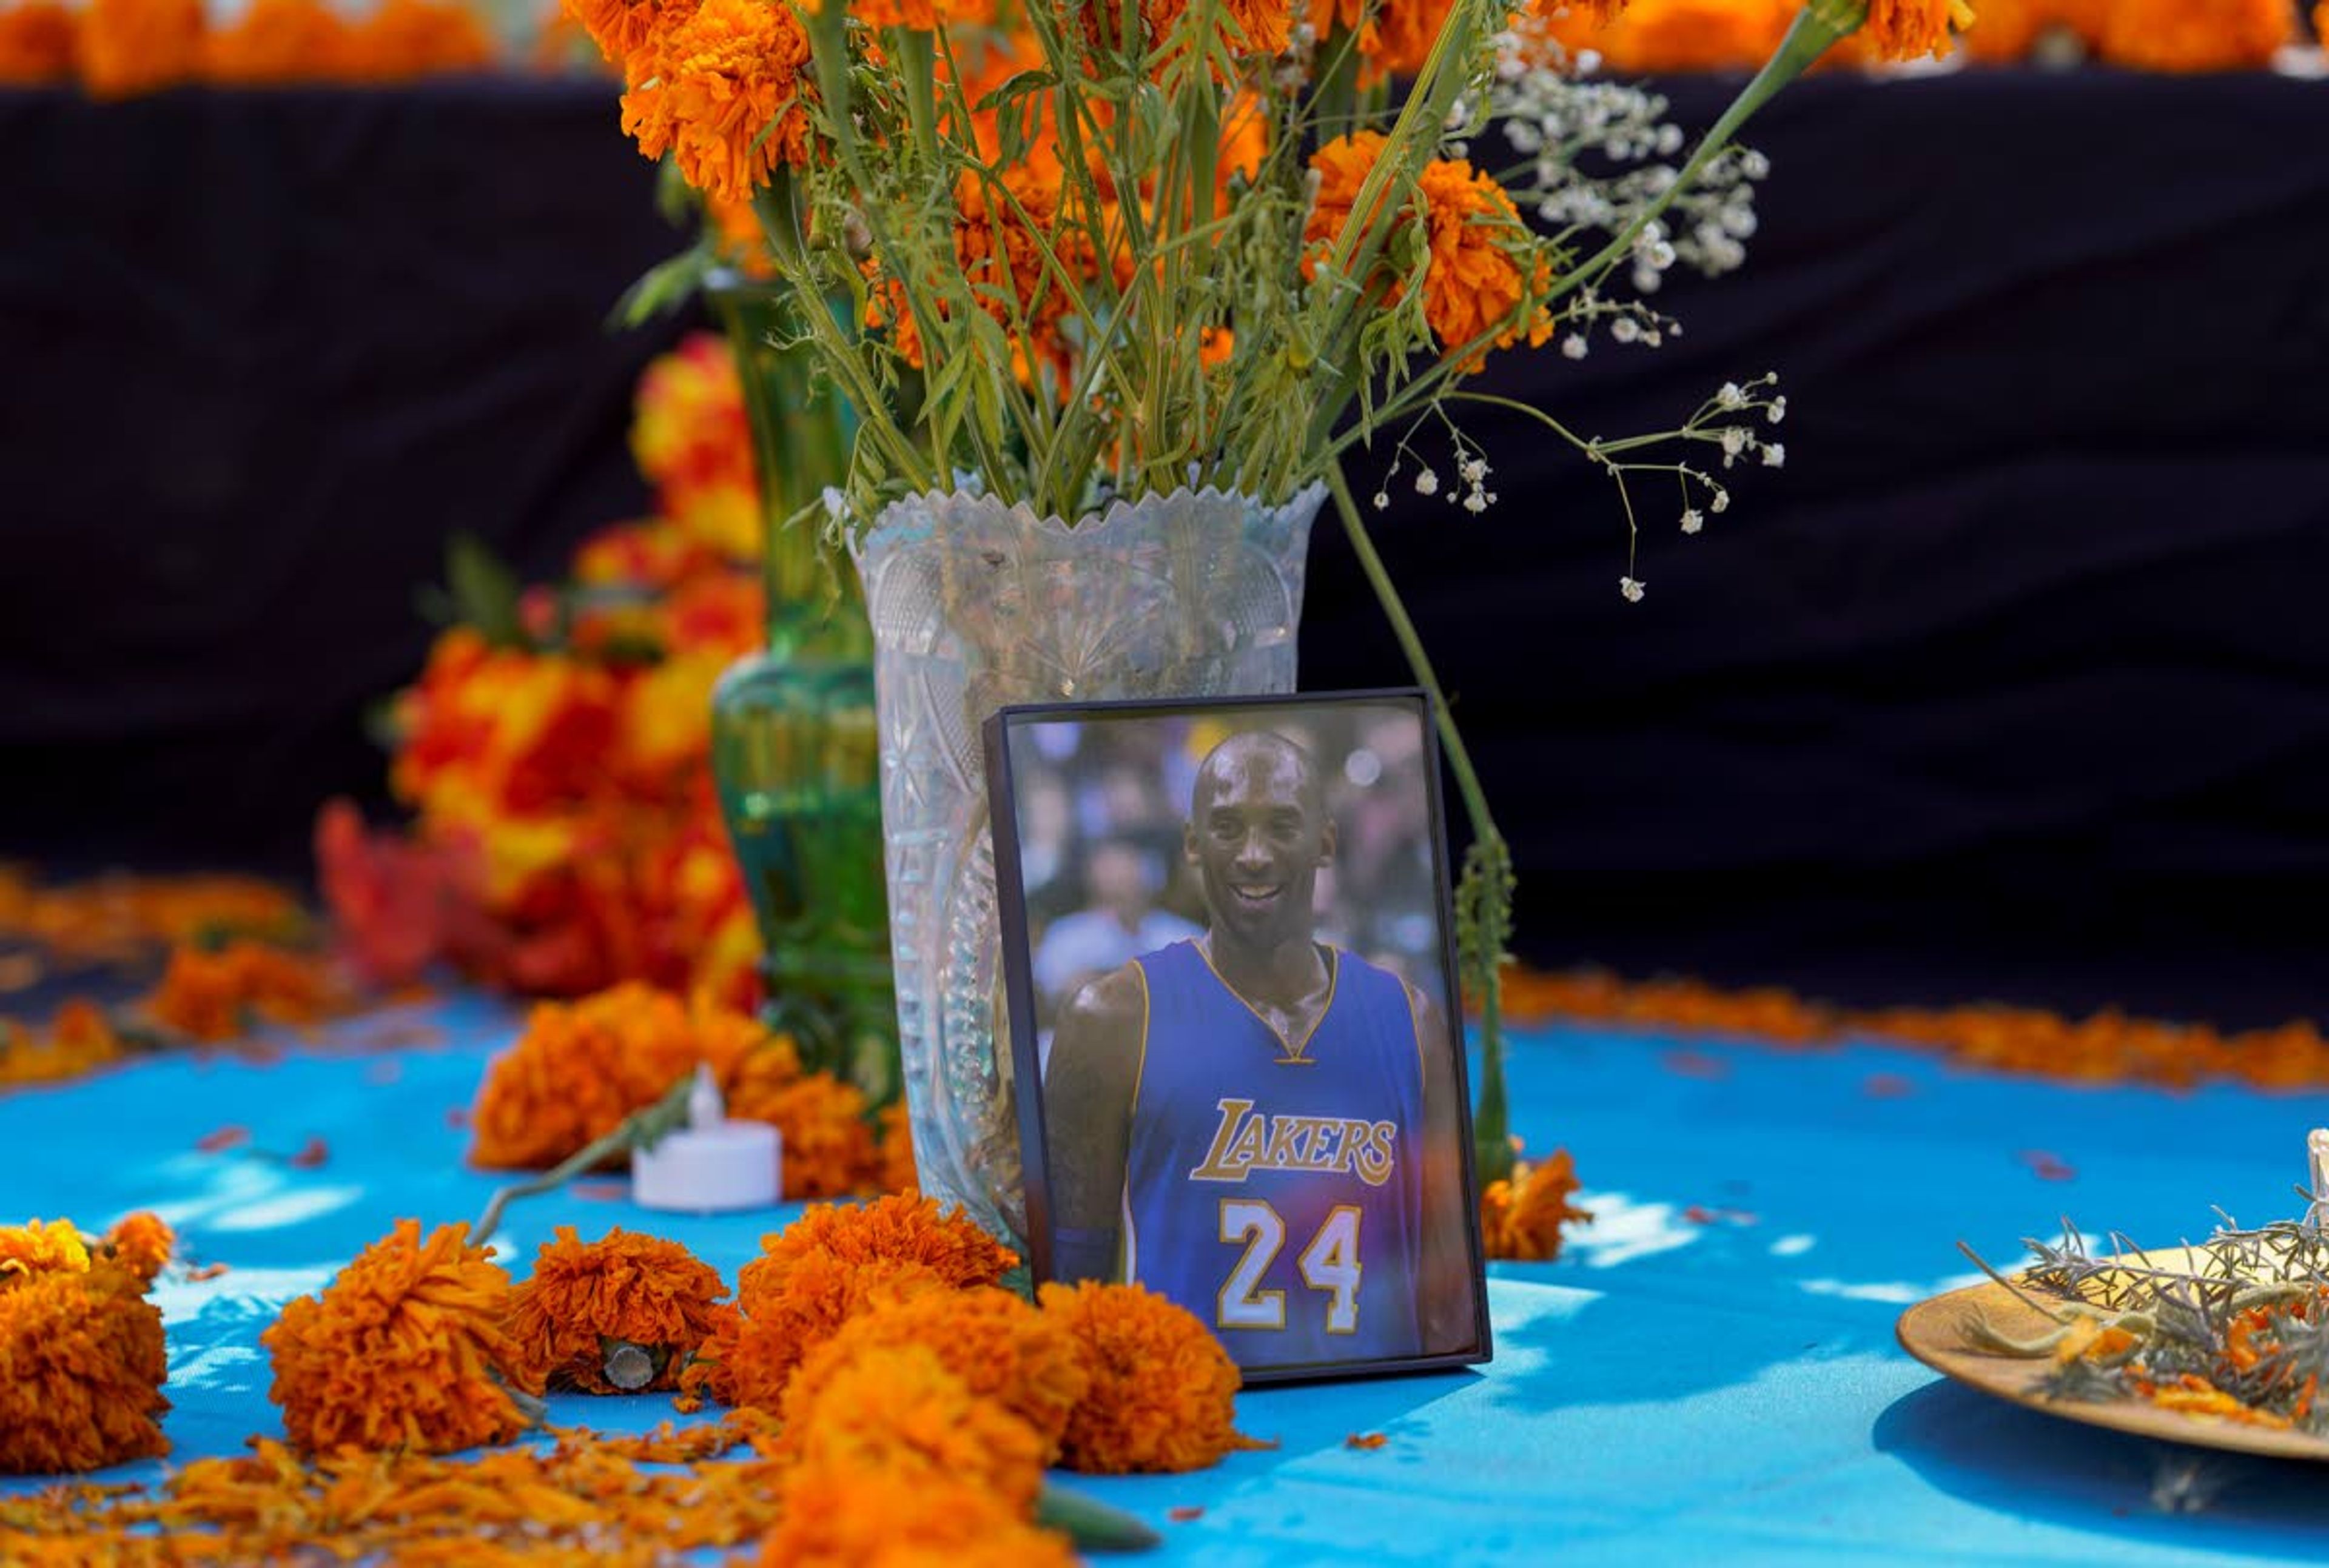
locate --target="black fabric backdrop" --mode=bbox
[4,70,2325,1022]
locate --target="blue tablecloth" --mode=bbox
[7,997,2329,1564]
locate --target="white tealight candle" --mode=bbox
[632,1065,782,1213]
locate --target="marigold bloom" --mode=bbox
[855,0,998,28]
[1861,0,1977,61]
[1596,0,1790,72]
[1306,133,1550,370]
[630,333,761,560]
[786,1342,1048,1510]
[762,1464,1080,1567]
[149,939,335,1042]
[506,1227,729,1393]
[1038,1280,1249,1473]
[203,0,351,82]
[688,1193,1016,1409]
[0,1218,89,1284]
[102,1211,175,1286]
[0,1259,170,1473]
[867,169,1098,391]
[469,983,768,1169]
[1101,0,1295,58]
[740,1192,1018,1305]
[620,0,817,206]
[1479,1147,1591,1261]
[346,0,496,79]
[875,1099,919,1194]
[81,0,203,98]
[264,1220,535,1455]
[744,1071,881,1199]
[2097,0,2287,70]
[782,1286,1091,1461]
[0,2,76,83]
[563,0,697,81]
[690,1253,949,1409]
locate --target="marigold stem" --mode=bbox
[1324,460,1514,1184]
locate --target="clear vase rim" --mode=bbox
[850,480,1328,556]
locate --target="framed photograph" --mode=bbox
[985,689,1491,1383]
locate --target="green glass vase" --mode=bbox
[705,275,898,1104]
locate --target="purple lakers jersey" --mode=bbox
[1123,939,1425,1371]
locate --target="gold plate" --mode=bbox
[1895,1247,2329,1463]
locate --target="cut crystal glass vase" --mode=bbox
[853,482,1323,1251]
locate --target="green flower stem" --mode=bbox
[1325,460,1514,1184]
[471,1073,697,1248]
[1546,2,1860,310]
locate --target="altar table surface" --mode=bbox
[6,996,2328,1565]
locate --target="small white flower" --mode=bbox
[1719,427,1747,458]
[1462,492,1489,514]
[1680,509,1704,534]
[1373,492,1390,511]
[1711,488,1730,514]
[1611,317,1641,344]
[1414,468,1440,497]
[1762,442,1786,468]
[1741,149,1770,179]
[1619,576,1646,603]
[1767,395,1787,424]
[1561,333,1588,360]
[1718,381,1747,410]
[1459,456,1491,484]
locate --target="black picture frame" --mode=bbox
[984,689,1493,1384]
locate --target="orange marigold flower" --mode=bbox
[1861,0,1977,61]
[620,0,816,206]
[263,1220,535,1455]
[875,1099,919,1194]
[630,332,760,560]
[149,939,335,1042]
[506,1227,729,1393]
[2097,0,2286,70]
[1479,1147,1591,1262]
[203,0,351,83]
[866,168,1097,391]
[101,1211,175,1287]
[0,2,77,84]
[1597,0,1790,72]
[688,1253,950,1410]
[0,1217,89,1284]
[739,1193,1018,1306]
[0,1259,170,1473]
[468,983,768,1169]
[688,1194,1016,1409]
[346,0,496,79]
[1098,0,1294,58]
[781,1285,1091,1461]
[762,1464,1079,1567]
[1038,1280,1250,1473]
[1361,0,1456,73]
[855,0,998,28]
[1306,133,1550,370]
[750,1071,881,1200]
[563,0,696,81]
[81,0,203,98]
[784,1342,1048,1512]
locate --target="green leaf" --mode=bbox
[443,532,529,650]
[972,69,1058,115]
[1034,1484,1163,1552]
[614,244,715,328]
